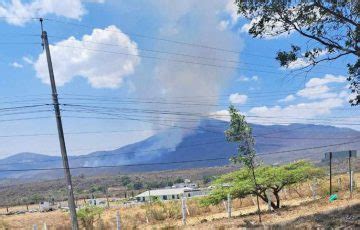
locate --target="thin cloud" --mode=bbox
[11,62,23,68]
[229,93,248,104]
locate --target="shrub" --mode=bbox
[77,205,104,230]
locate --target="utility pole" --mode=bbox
[349,150,353,198]
[39,18,79,230]
[329,152,332,195]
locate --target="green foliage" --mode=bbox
[226,105,256,168]
[119,176,131,186]
[348,59,360,105]
[201,161,325,209]
[129,181,144,190]
[174,178,184,184]
[124,177,183,190]
[89,185,106,193]
[144,180,174,189]
[77,205,104,230]
[29,194,44,204]
[202,175,215,184]
[235,0,360,105]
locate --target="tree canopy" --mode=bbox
[226,105,257,167]
[201,160,324,209]
[235,0,360,105]
[226,105,263,220]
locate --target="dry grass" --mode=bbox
[0,172,358,229]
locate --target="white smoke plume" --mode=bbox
[132,0,242,157]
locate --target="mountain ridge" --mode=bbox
[1,119,359,180]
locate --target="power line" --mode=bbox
[54,44,286,76]
[61,104,358,124]
[0,42,40,45]
[0,137,358,172]
[0,157,229,172]
[0,116,52,123]
[0,123,358,167]
[47,35,248,66]
[46,34,340,73]
[0,104,51,112]
[39,17,351,74]
[43,18,245,55]
[259,139,360,156]
[0,129,354,140]
[0,109,53,117]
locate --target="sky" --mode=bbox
[0,0,358,158]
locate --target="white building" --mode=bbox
[172,182,198,189]
[135,187,209,202]
[39,201,57,212]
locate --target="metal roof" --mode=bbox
[135,187,195,197]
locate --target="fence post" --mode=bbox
[33,224,38,230]
[310,181,317,200]
[181,196,186,225]
[227,193,232,218]
[116,210,121,230]
[106,194,110,208]
[337,178,342,191]
[350,170,354,194]
[42,223,47,230]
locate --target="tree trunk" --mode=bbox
[273,191,280,209]
[257,192,278,210]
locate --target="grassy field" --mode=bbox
[0,172,358,229]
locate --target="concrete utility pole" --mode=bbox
[227,193,232,218]
[329,152,333,195]
[39,18,79,230]
[181,196,187,225]
[348,150,353,198]
[116,210,121,230]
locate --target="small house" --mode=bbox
[39,201,57,212]
[87,199,106,206]
[135,187,209,202]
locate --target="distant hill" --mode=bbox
[0,119,359,180]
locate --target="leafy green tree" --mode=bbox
[29,194,44,204]
[128,181,144,190]
[235,0,360,105]
[89,185,106,193]
[202,175,215,184]
[174,178,184,184]
[225,105,262,220]
[119,176,131,186]
[202,161,324,209]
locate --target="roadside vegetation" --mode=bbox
[201,161,324,209]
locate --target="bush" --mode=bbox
[0,219,9,229]
[143,201,181,222]
[77,205,104,230]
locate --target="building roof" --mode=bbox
[135,187,195,197]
